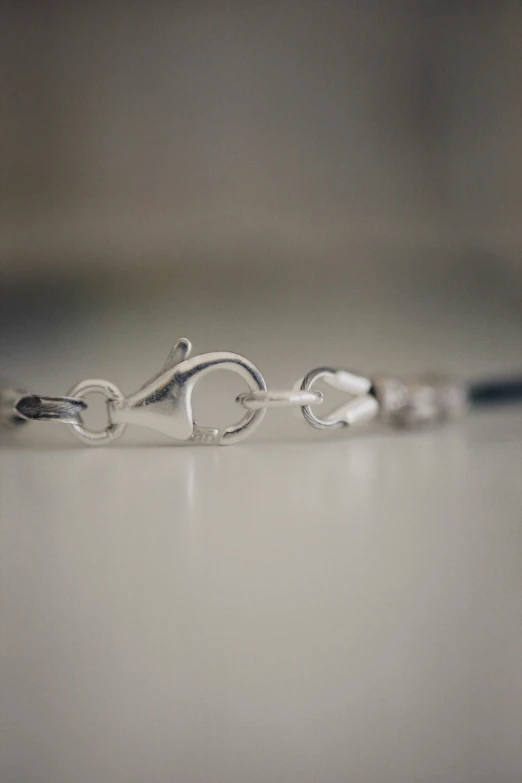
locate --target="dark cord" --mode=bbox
[468,376,522,408]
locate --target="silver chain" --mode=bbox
[0,336,467,445]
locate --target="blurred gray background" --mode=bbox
[1,0,521,293]
[1,0,521,423]
[1,5,522,783]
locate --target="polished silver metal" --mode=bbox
[16,394,87,424]
[0,384,87,429]
[299,368,380,429]
[108,338,267,445]
[237,388,323,411]
[372,373,467,428]
[2,333,475,446]
[67,379,127,444]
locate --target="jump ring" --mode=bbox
[66,379,126,445]
[299,367,378,430]
[300,368,346,429]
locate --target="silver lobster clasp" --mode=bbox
[108,338,267,445]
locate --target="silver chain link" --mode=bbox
[1,336,467,445]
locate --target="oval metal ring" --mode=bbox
[66,379,127,445]
[300,367,379,430]
[236,389,323,410]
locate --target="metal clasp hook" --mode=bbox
[108,338,267,445]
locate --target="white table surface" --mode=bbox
[1,279,521,783]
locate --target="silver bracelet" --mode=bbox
[1,335,519,446]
